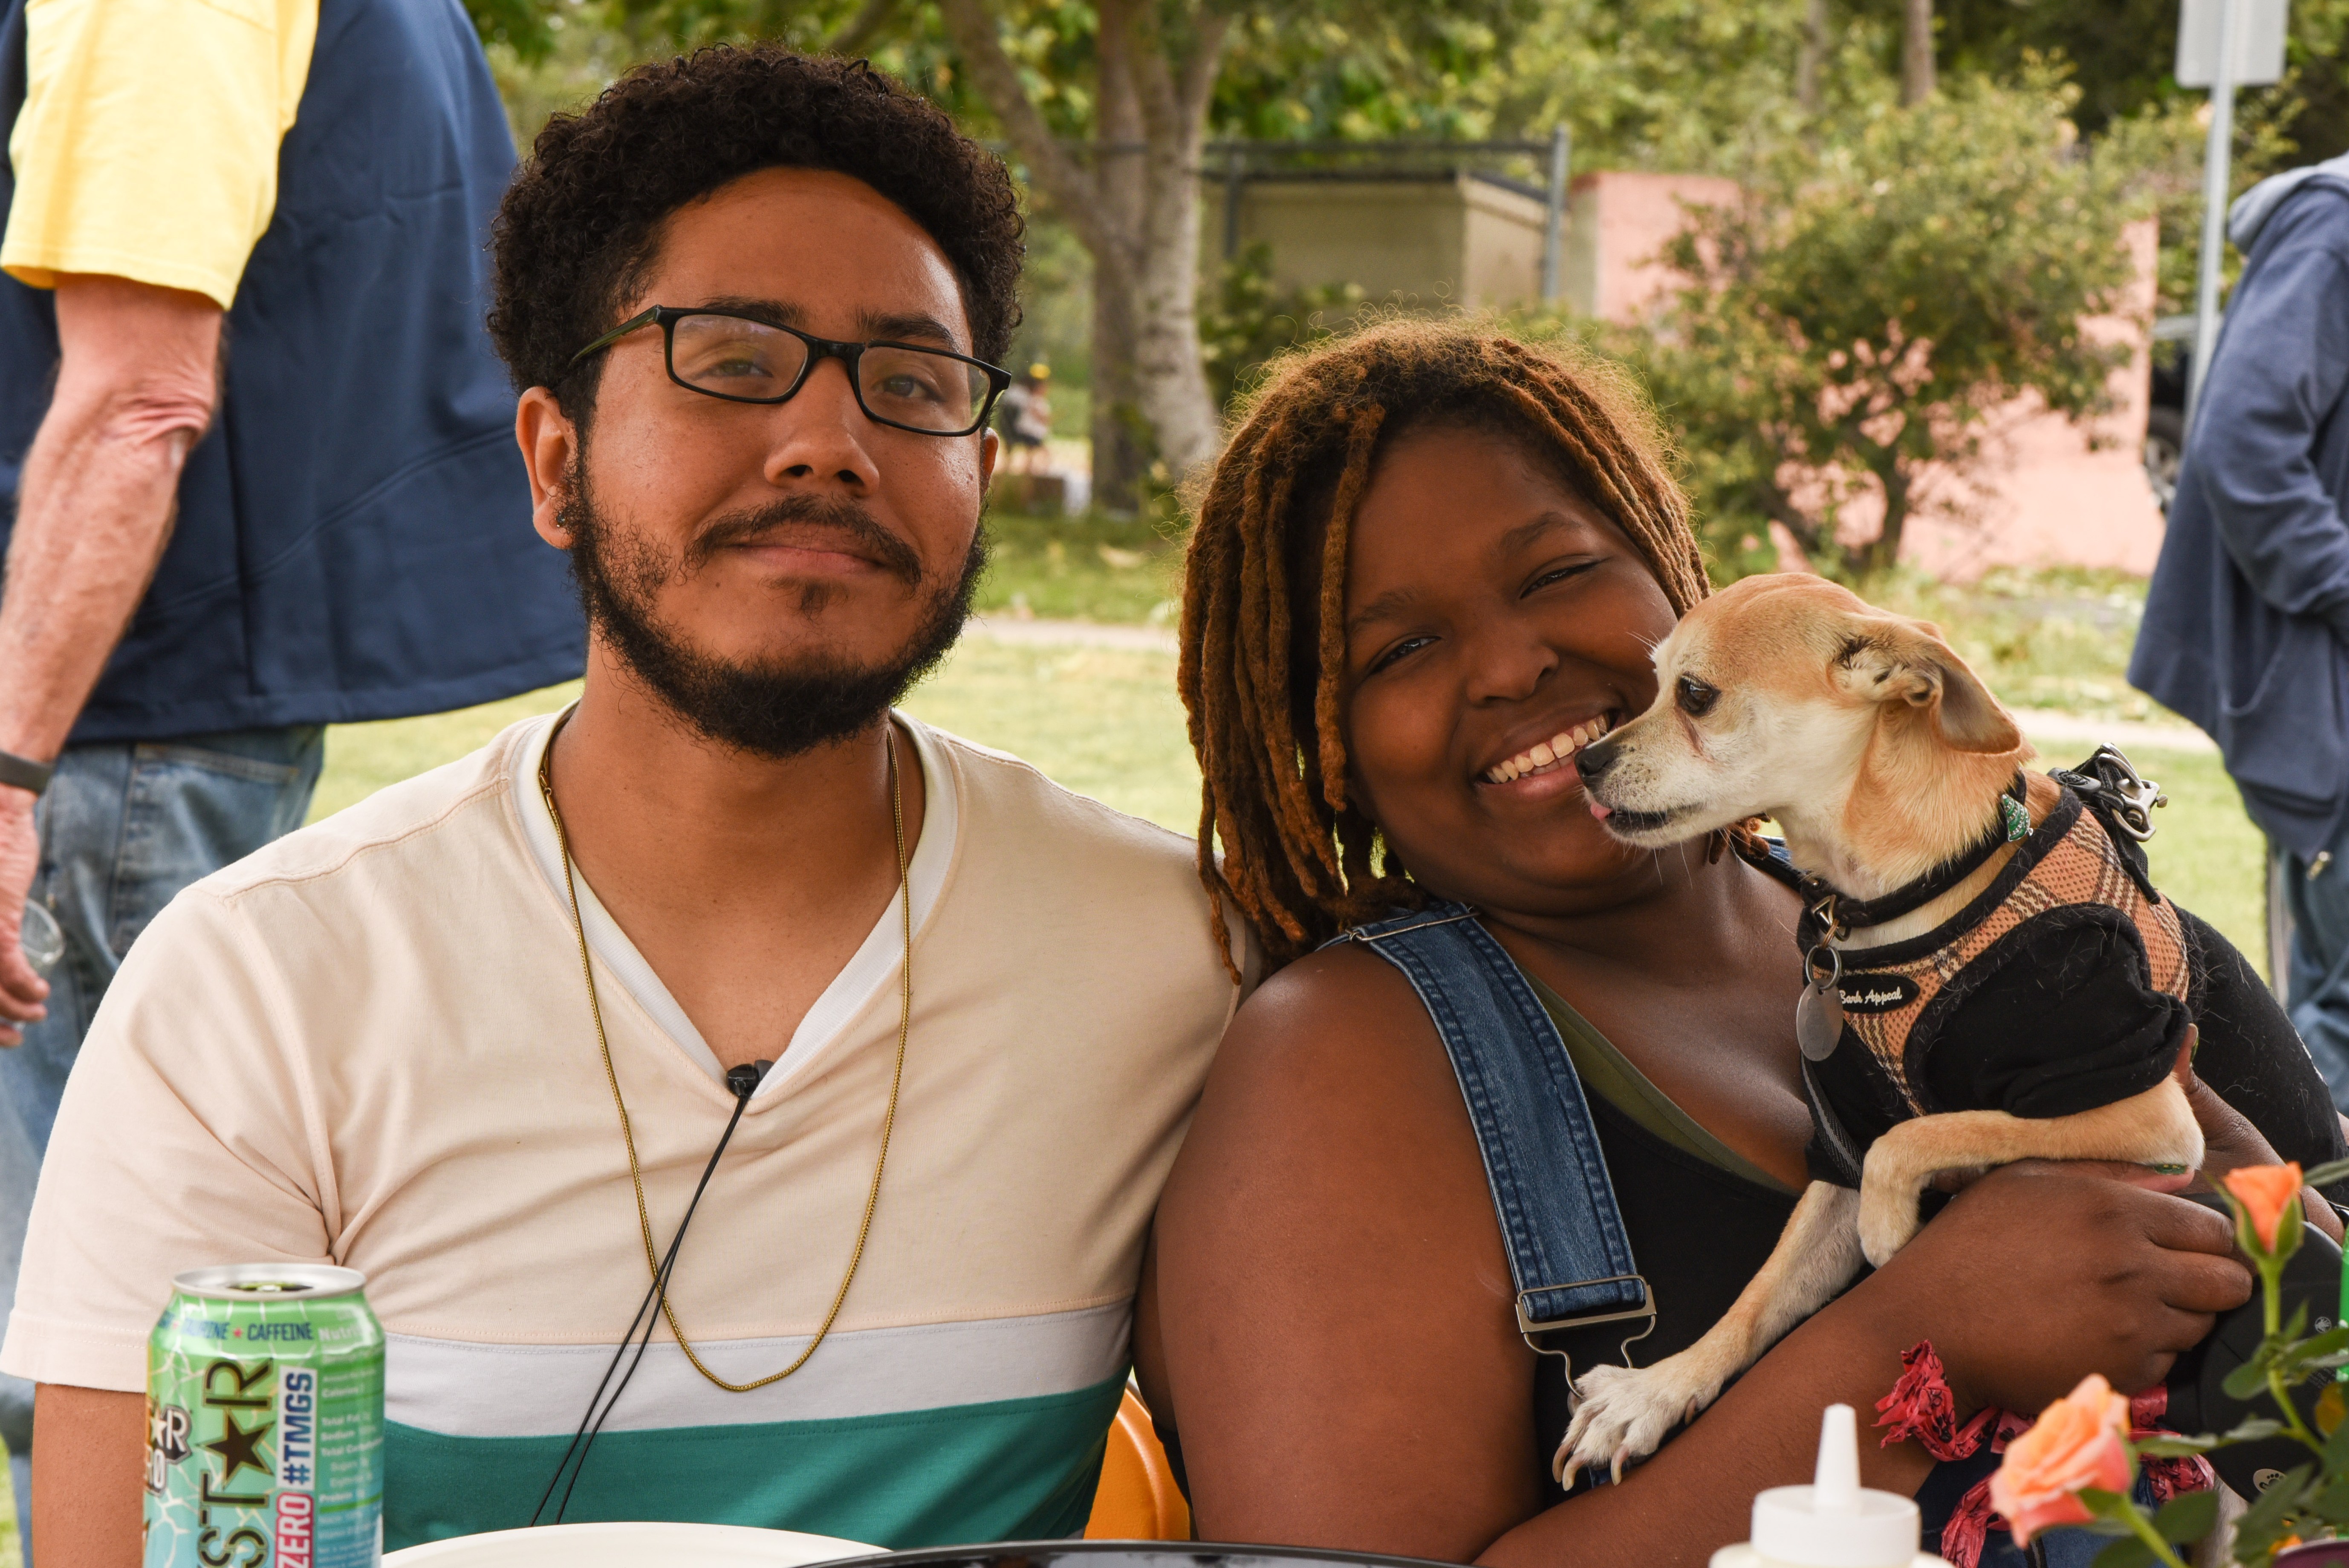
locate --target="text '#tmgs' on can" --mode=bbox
[147,1264,385,1568]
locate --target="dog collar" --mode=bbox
[1794,774,2029,945]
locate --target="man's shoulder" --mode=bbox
[917,720,1251,972]
[194,720,536,905]
[924,721,1199,876]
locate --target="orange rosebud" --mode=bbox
[1990,1374,2133,1545]
[2222,1163,2305,1253]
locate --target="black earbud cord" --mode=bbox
[529,1057,769,1528]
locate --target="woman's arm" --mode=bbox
[1151,950,2253,1568]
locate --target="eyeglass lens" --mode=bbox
[667,314,990,433]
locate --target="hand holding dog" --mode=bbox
[1865,1159,2253,1420]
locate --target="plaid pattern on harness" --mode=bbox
[1839,778,2190,1114]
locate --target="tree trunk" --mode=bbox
[1900,0,1934,106]
[1796,0,1827,113]
[1122,0,1228,484]
[1089,3,1148,514]
[1864,459,1910,577]
[934,0,1228,503]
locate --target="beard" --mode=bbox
[561,471,988,760]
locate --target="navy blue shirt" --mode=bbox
[2132,176,2349,859]
[0,0,584,744]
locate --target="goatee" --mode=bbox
[561,474,988,760]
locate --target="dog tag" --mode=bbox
[1797,946,1845,1061]
[1796,982,1845,1060]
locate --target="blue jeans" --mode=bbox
[2283,818,2349,1111]
[0,726,322,1559]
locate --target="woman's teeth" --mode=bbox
[1483,715,1613,785]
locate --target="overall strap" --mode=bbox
[1337,903,1653,1362]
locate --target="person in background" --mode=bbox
[2132,149,2349,1108]
[0,0,585,1543]
[998,362,1053,473]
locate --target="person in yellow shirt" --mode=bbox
[0,0,584,1549]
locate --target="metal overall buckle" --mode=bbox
[1519,1276,1658,1385]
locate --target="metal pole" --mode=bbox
[2187,0,2242,426]
[1541,124,1570,305]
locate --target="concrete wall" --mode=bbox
[1203,173,1550,311]
[1562,170,1740,319]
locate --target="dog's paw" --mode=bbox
[1553,1358,1726,1489]
[1857,1187,1923,1268]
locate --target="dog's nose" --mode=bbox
[1576,735,1621,782]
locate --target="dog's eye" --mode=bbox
[1676,675,1719,717]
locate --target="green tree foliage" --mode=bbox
[1466,0,1833,169]
[1926,0,2349,161]
[1581,75,2141,582]
[1196,243,1363,406]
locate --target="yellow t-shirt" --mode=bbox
[1,0,318,308]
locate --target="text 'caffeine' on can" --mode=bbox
[146,1264,385,1568]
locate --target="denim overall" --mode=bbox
[1334,899,2124,1568]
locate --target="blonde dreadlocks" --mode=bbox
[1178,320,1712,976]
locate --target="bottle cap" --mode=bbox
[1747,1405,1924,1568]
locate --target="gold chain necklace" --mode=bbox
[536,711,911,1392]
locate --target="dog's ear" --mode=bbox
[1834,616,2023,755]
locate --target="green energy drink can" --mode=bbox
[145,1265,385,1568]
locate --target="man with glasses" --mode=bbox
[2,47,1250,1562]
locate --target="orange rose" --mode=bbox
[2222,1162,2305,1253]
[1990,1374,2133,1545]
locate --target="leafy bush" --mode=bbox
[1550,74,2146,583]
[1197,242,1365,409]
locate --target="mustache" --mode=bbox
[686,496,924,583]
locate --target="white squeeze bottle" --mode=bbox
[1709,1404,1956,1568]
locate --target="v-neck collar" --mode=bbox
[509,707,959,1102]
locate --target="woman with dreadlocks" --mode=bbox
[1136,321,2334,1568]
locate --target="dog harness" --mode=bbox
[1777,758,2194,1187]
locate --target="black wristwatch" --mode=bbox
[0,749,53,797]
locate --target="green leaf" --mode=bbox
[2227,1358,2280,1400]
[2299,1157,2349,1190]
[2235,1464,2313,1547]
[2077,1489,2163,1536]
[2228,1419,2289,1445]
[2136,1435,2220,1456]
[2297,1328,2349,1361]
[2309,1478,2349,1523]
[2151,1490,2219,1542]
[2095,1538,2158,1568]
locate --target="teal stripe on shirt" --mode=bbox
[385,1375,1127,1550]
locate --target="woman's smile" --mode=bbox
[1477,709,1617,791]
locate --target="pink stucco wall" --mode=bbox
[1573,170,2162,580]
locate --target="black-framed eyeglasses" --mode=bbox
[567,306,1014,438]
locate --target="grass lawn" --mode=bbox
[313,639,2271,972]
[969,508,1183,625]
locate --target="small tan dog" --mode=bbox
[1561,572,2203,1486]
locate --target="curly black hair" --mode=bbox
[489,47,1025,411]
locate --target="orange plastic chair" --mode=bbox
[1085,1385,1193,1540]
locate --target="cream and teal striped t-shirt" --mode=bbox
[3,713,1248,1550]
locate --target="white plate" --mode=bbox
[384,1522,882,1566]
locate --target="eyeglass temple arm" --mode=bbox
[568,307,664,367]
